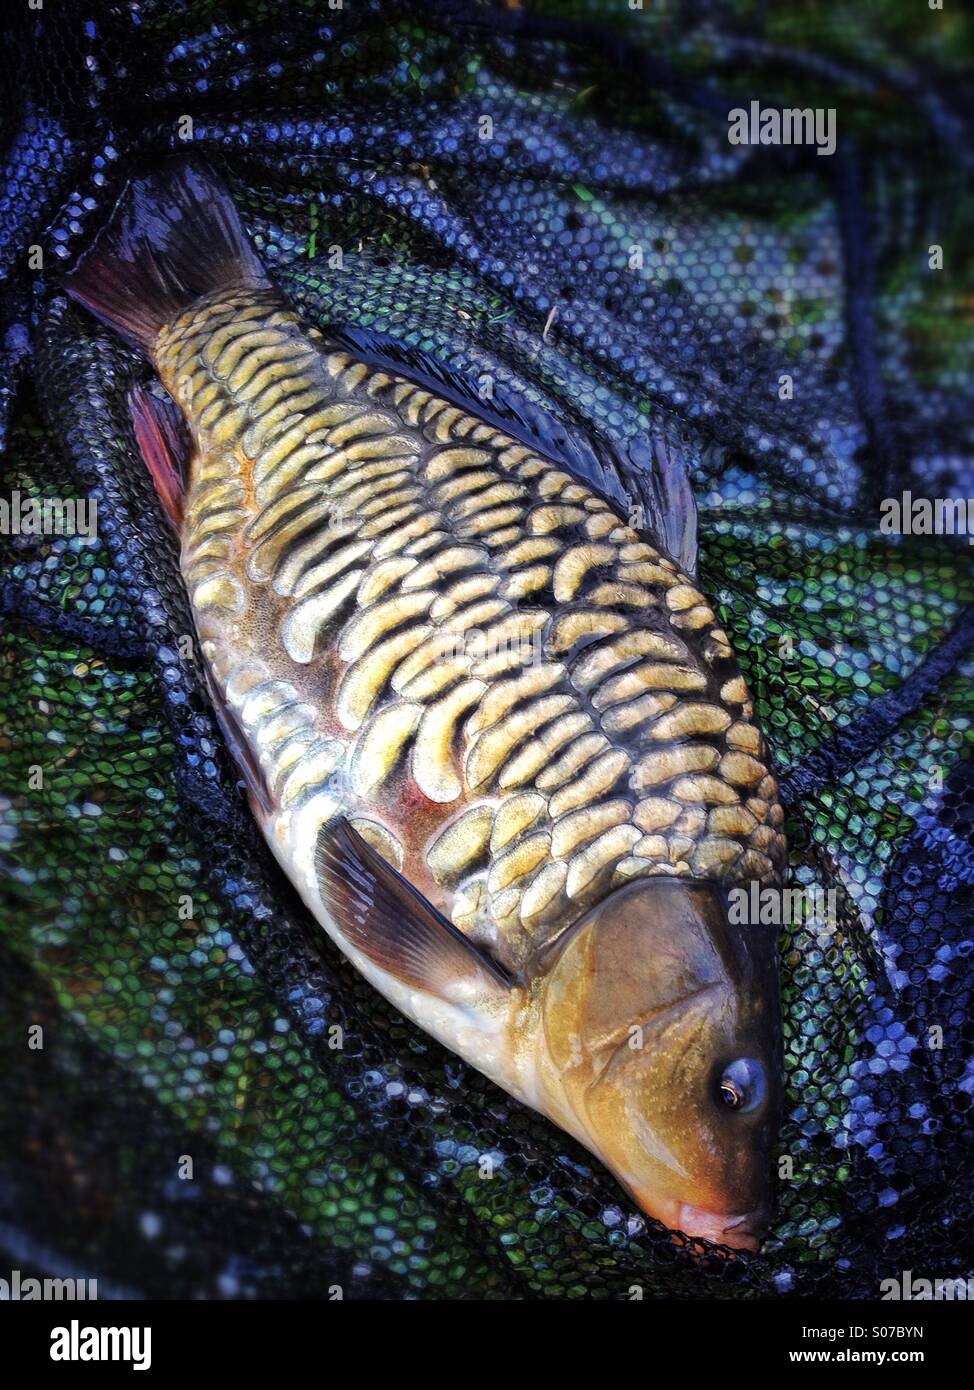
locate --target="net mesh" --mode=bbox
[1,0,972,1299]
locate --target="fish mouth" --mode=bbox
[675,1202,768,1252]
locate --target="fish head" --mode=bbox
[538,877,781,1251]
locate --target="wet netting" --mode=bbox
[1,0,972,1300]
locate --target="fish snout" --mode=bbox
[675,1202,769,1252]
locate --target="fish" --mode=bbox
[65,160,787,1251]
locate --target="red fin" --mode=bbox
[128,383,191,530]
[315,819,513,1000]
[63,159,270,351]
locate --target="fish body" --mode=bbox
[67,162,786,1250]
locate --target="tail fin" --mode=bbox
[64,160,270,352]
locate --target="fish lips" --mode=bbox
[676,1202,770,1252]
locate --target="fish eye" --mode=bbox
[718,1058,766,1114]
[720,1078,742,1108]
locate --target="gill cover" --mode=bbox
[539,878,781,1240]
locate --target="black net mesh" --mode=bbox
[1,0,972,1299]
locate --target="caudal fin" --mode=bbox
[64,160,270,352]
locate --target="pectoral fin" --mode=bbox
[316,819,513,1001]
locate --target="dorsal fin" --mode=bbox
[318,323,698,576]
[651,429,698,578]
